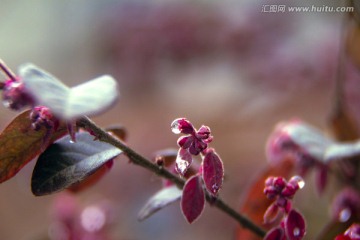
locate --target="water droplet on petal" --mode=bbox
[293,227,300,236]
[171,120,181,134]
[339,208,351,222]
[176,159,190,175]
[290,176,305,189]
[212,183,219,192]
[69,140,75,144]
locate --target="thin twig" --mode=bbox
[0,59,17,82]
[77,116,266,238]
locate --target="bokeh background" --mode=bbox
[0,0,358,239]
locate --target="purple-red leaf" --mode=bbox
[285,209,306,240]
[0,110,67,183]
[315,164,328,195]
[202,148,224,196]
[137,185,182,221]
[175,148,192,176]
[264,227,285,240]
[264,203,281,225]
[181,175,205,223]
[31,132,122,196]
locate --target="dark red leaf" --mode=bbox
[138,185,182,221]
[181,175,205,223]
[264,227,285,240]
[285,209,306,240]
[0,110,67,183]
[202,148,224,196]
[31,132,122,196]
[335,235,352,240]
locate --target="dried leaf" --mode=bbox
[0,110,67,183]
[105,125,127,141]
[31,132,122,196]
[138,185,182,221]
[202,149,224,196]
[181,175,205,223]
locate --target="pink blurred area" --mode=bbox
[0,1,359,239]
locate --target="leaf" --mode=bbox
[264,227,285,240]
[202,148,224,196]
[137,185,182,221]
[67,159,114,193]
[31,132,122,196]
[105,125,127,141]
[284,209,306,240]
[0,110,67,183]
[181,175,205,223]
[19,63,119,120]
[235,158,294,240]
[267,120,360,164]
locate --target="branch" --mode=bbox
[77,116,266,238]
[0,59,17,82]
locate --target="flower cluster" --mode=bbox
[264,176,306,240]
[30,106,59,131]
[172,118,213,155]
[171,118,214,176]
[164,118,224,223]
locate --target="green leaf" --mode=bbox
[0,110,67,183]
[31,132,122,196]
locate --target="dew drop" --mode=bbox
[2,99,11,108]
[212,183,219,192]
[69,140,75,144]
[176,159,189,174]
[290,176,305,189]
[293,227,300,236]
[339,208,351,222]
[81,206,106,233]
[171,120,181,134]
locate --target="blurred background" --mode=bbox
[0,0,358,239]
